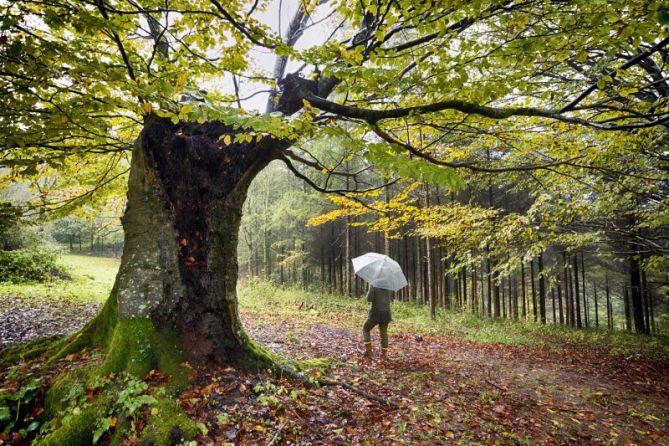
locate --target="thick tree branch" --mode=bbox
[284,149,366,178]
[266,2,312,112]
[303,91,669,130]
[95,0,137,82]
[209,0,276,48]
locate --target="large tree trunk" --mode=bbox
[109,116,277,366]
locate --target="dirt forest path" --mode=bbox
[242,313,669,445]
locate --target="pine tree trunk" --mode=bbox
[641,268,651,334]
[480,262,485,316]
[538,253,546,324]
[557,282,564,325]
[501,276,506,319]
[593,282,599,329]
[628,251,647,334]
[427,234,435,319]
[492,264,501,319]
[572,254,582,328]
[521,261,527,320]
[605,274,612,330]
[462,266,467,312]
[564,252,574,327]
[472,267,478,315]
[581,252,589,328]
[425,183,435,319]
[280,246,285,284]
[530,258,537,322]
[624,285,632,332]
[551,287,556,325]
[512,276,519,320]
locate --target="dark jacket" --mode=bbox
[366,286,393,323]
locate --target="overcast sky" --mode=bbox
[231,0,340,111]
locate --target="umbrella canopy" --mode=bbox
[352,252,408,292]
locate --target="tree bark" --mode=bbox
[111,115,278,366]
[581,252,588,328]
[628,251,647,334]
[538,253,546,324]
[593,282,599,329]
[492,264,501,319]
[624,285,632,332]
[641,268,651,334]
[605,274,612,330]
[572,254,582,328]
[530,258,537,322]
[557,282,564,325]
[521,261,527,320]
[425,183,435,319]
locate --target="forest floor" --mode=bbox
[228,283,669,445]
[1,257,669,445]
[0,254,113,347]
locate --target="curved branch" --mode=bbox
[95,0,137,82]
[284,149,367,177]
[209,0,276,49]
[371,125,586,173]
[303,91,669,130]
[277,152,397,194]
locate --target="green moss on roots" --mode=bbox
[49,286,119,364]
[43,369,89,418]
[32,287,197,445]
[15,281,311,446]
[37,396,111,446]
[0,336,63,371]
[100,318,190,393]
[139,398,198,446]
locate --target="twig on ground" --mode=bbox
[274,363,401,409]
[319,377,402,409]
[485,379,509,393]
[266,420,288,446]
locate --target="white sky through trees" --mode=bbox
[215,0,338,112]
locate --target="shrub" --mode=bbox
[0,201,23,251]
[0,248,69,283]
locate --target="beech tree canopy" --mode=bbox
[2,0,668,189]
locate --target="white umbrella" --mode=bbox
[352,252,408,292]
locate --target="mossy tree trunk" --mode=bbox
[37,73,338,443]
[76,115,285,371]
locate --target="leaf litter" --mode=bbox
[1,297,668,445]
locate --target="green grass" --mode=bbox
[0,253,120,303]
[238,279,669,361]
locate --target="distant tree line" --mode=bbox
[239,156,668,336]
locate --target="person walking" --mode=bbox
[362,284,393,359]
[351,252,407,360]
